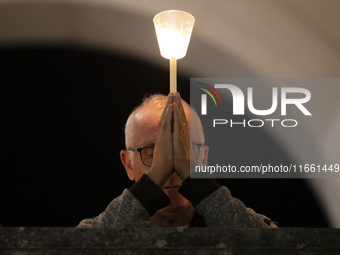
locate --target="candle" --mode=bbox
[170,56,177,93]
[153,10,195,92]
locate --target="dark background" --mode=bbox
[1,45,328,227]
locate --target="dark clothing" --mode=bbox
[77,174,277,228]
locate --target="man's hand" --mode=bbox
[173,93,195,181]
[146,94,175,187]
[147,93,196,186]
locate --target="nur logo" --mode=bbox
[196,81,312,128]
[197,82,222,115]
[197,83,312,116]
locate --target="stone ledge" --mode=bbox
[0,228,339,254]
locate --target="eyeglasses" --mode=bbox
[128,143,203,167]
[128,146,154,167]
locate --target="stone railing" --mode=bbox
[1,228,339,254]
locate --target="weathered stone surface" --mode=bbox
[0,228,339,254]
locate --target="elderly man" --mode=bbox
[77,93,276,228]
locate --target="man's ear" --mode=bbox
[201,145,209,166]
[120,150,135,181]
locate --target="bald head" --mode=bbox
[124,94,204,149]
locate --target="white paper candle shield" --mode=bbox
[153,10,195,60]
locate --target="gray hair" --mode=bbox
[124,94,203,149]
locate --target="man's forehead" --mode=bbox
[132,106,204,145]
[132,112,160,147]
[134,111,161,131]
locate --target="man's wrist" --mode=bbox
[146,167,170,188]
[129,174,171,216]
[178,177,220,207]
